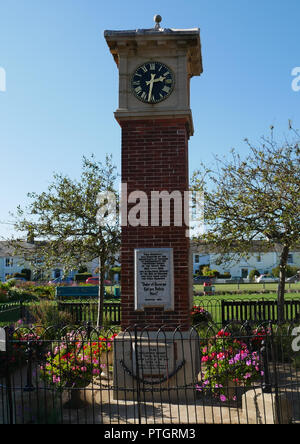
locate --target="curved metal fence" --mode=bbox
[0,323,299,424]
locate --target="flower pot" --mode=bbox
[64,389,88,410]
[99,351,113,378]
[226,380,238,401]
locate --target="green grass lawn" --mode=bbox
[194,282,300,293]
[1,283,300,327]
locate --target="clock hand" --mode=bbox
[153,76,166,83]
[146,73,156,102]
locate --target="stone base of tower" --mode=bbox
[113,330,201,403]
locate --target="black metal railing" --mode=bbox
[57,302,121,325]
[0,323,299,424]
[2,297,300,329]
[221,299,300,325]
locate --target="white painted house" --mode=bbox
[0,241,119,283]
[191,241,300,278]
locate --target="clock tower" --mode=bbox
[105,16,202,331]
[105,16,203,401]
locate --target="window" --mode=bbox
[288,254,294,264]
[241,269,248,278]
[5,258,13,267]
[194,255,200,264]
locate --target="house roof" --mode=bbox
[0,240,43,258]
[190,240,300,254]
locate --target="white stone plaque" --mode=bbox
[0,328,6,352]
[134,248,174,311]
[133,342,174,378]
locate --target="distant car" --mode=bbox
[255,275,278,283]
[85,277,112,285]
[286,274,300,283]
[48,277,74,285]
[6,277,27,283]
[193,276,213,284]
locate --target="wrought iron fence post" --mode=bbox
[134,325,142,425]
[85,321,92,340]
[4,327,14,424]
[244,321,252,351]
[261,336,272,394]
[24,340,35,393]
[19,300,24,322]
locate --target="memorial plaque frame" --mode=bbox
[134,248,174,311]
[132,341,175,379]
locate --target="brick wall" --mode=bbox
[120,118,191,330]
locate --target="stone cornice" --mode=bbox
[104,27,203,78]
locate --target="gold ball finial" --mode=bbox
[154,15,162,29]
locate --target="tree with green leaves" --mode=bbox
[10,154,120,327]
[192,126,300,323]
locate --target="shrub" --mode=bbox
[29,301,74,328]
[191,306,212,325]
[0,327,43,377]
[272,265,299,278]
[74,273,92,283]
[0,287,9,302]
[21,269,32,281]
[249,269,260,282]
[196,330,263,402]
[202,267,220,278]
[40,332,117,389]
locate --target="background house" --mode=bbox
[191,241,300,278]
[0,241,119,283]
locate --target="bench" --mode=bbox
[55,286,109,300]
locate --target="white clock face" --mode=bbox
[131,61,175,104]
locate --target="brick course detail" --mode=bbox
[120,118,191,330]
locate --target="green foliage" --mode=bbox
[198,264,210,275]
[191,305,212,325]
[29,301,74,328]
[197,329,262,402]
[10,154,121,327]
[21,269,32,280]
[249,269,260,282]
[0,287,8,302]
[74,273,92,283]
[0,328,43,377]
[272,265,299,278]
[192,127,300,322]
[40,332,117,389]
[202,266,220,277]
[6,273,27,280]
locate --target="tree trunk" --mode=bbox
[277,245,289,324]
[96,256,105,328]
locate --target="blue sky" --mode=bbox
[0,0,299,238]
